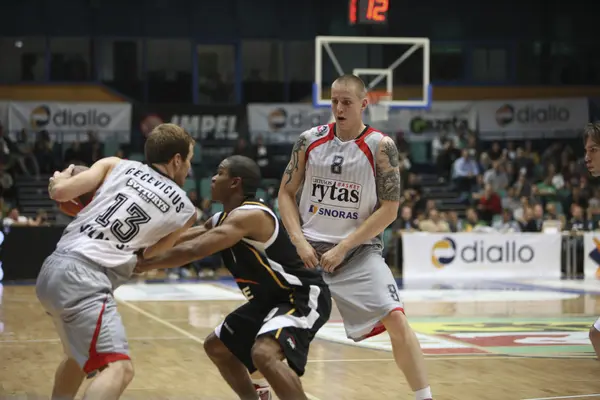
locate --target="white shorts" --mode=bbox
[36,253,130,376]
[315,243,404,342]
[594,317,600,331]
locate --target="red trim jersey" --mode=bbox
[298,123,384,245]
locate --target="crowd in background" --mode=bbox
[2,121,600,276]
[396,129,598,237]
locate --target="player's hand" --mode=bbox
[295,240,319,269]
[320,244,348,273]
[50,164,75,183]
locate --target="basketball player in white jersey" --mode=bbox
[36,123,197,399]
[584,122,600,359]
[278,74,432,399]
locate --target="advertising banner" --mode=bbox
[8,101,132,143]
[475,98,589,137]
[247,104,331,144]
[134,104,247,159]
[247,102,477,143]
[583,232,600,279]
[390,101,477,141]
[402,232,562,281]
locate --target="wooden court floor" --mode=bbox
[1,279,600,400]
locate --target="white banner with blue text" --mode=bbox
[402,232,562,281]
[8,101,132,143]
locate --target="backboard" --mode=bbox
[313,35,431,111]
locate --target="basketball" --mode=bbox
[57,165,95,217]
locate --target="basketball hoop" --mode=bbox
[367,91,392,122]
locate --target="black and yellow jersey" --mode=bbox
[211,199,326,305]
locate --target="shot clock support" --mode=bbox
[312,36,432,112]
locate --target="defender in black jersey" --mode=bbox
[136,155,331,400]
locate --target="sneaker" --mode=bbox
[254,384,272,400]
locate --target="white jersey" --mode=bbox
[298,123,384,245]
[56,159,195,269]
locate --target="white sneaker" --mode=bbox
[254,385,272,400]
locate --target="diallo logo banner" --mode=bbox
[476,98,589,133]
[430,237,535,269]
[403,233,562,280]
[8,102,131,135]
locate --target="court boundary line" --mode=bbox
[522,394,600,400]
[491,280,600,296]
[118,299,323,400]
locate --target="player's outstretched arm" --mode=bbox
[278,132,309,245]
[142,213,198,259]
[337,136,400,251]
[173,218,213,246]
[135,209,271,272]
[49,157,120,202]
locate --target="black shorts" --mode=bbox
[215,284,331,376]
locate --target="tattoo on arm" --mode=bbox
[284,135,307,185]
[376,139,401,201]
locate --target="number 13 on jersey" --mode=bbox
[95,193,151,243]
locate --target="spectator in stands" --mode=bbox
[81,131,103,166]
[2,208,41,227]
[523,204,544,232]
[523,140,540,164]
[547,163,565,190]
[452,149,479,192]
[545,202,560,221]
[0,165,14,200]
[431,130,458,161]
[513,172,533,199]
[502,187,521,212]
[566,204,591,232]
[505,141,516,160]
[565,186,589,216]
[492,209,521,233]
[477,184,502,224]
[479,152,492,172]
[33,130,57,173]
[253,135,271,178]
[505,162,517,186]
[15,129,40,177]
[445,211,462,232]
[436,138,461,181]
[0,123,23,175]
[483,160,509,193]
[64,141,85,167]
[0,196,10,219]
[587,188,600,223]
[461,207,488,231]
[488,142,503,161]
[394,206,418,233]
[232,137,253,158]
[418,208,450,232]
[514,147,535,178]
[536,175,558,207]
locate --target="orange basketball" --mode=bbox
[57,165,96,217]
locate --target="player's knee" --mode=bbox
[109,359,135,385]
[251,336,283,370]
[203,332,230,361]
[381,309,410,342]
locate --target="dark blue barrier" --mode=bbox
[1,226,64,281]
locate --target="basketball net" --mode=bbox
[367,91,392,122]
